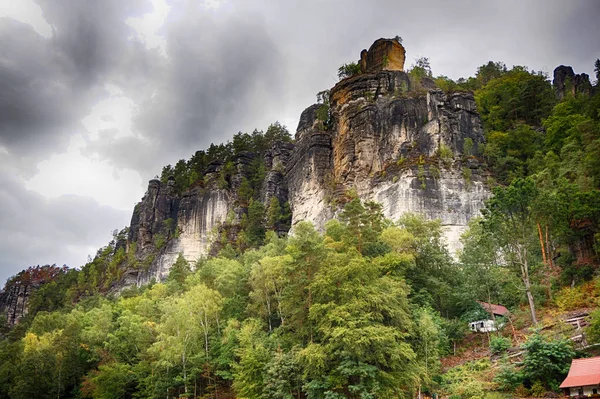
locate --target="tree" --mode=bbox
[476,61,507,86]
[151,284,222,395]
[166,253,191,289]
[246,199,266,248]
[481,178,540,325]
[521,333,574,389]
[284,222,326,343]
[232,319,270,399]
[475,66,555,131]
[409,57,432,81]
[302,244,417,397]
[337,62,362,80]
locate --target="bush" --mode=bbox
[490,336,511,354]
[337,62,361,80]
[522,333,575,388]
[514,385,530,397]
[438,144,454,161]
[494,359,523,391]
[529,381,546,398]
[554,283,597,311]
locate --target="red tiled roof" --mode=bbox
[476,301,510,316]
[560,357,600,388]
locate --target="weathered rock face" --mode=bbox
[287,105,335,229]
[125,141,292,286]
[288,57,490,253]
[0,265,67,326]
[553,65,592,100]
[360,38,406,73]
[123,38,491,284]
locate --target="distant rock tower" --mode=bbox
[360,38,406,73]
[553,65,592,100]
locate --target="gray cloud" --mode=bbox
[84,1,286,176]
[0,0,152,172]
[0,172,130,286]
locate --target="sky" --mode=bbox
[0,0,599,285]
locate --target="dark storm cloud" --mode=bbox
[0,0,152,170]
[0,172,129,285]
[84,1,286,176]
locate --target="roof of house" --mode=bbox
[477,301,510,316]
[560,357,600,388]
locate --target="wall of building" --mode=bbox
[567,385,600,397]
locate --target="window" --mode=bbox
[593,388,598,394]
[578,387,584,396]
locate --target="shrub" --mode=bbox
[514,385,530,397]
[464,138,474,156]
[529,381,546,398]
[494,359,523,391]
[438,144,454,161]
[554,283,597,311]
[337,62,361,80]
[522,333,575,388]
[490,336,511,354]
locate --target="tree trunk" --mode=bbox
[183,352,187,393]
[518,245,537,325]
[537,223,547,265]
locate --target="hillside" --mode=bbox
[0,38,599,399]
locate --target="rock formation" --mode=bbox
[125,141,293,286]
[359,38,406,73]
[553,65,592,100]
[122,38,491,286]
[0,265,67,326]
[289,59,489,253]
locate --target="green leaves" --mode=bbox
[521,333,575,388]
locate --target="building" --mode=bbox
[560,356,600,397]
[468,301,510,333]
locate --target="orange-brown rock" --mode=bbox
[360,38,406,73]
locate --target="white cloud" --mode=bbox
[126,0,170,57]
[0,0,52,38]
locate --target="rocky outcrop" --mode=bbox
[287,105,335,229]
[0,265,67,326]
[360,38,406,73]
[122,38,491,285]
[553,65,592,100]
[288,41,490,253]
[124,141,293,286]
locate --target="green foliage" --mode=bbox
[494,358,524,391]
[337,62,362,80]
[476,66,555,131]
[585,307,600,344]
[440,359,492,399]
[438,143,454,163]
[463,137,474,156]
[521,333,575,389]
[489,336,511,354]
[481,177,540,324]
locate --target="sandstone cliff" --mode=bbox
[122,38,490,285]
[289,67,489,253]
[125,142,293,286]
[0,265,67,326]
